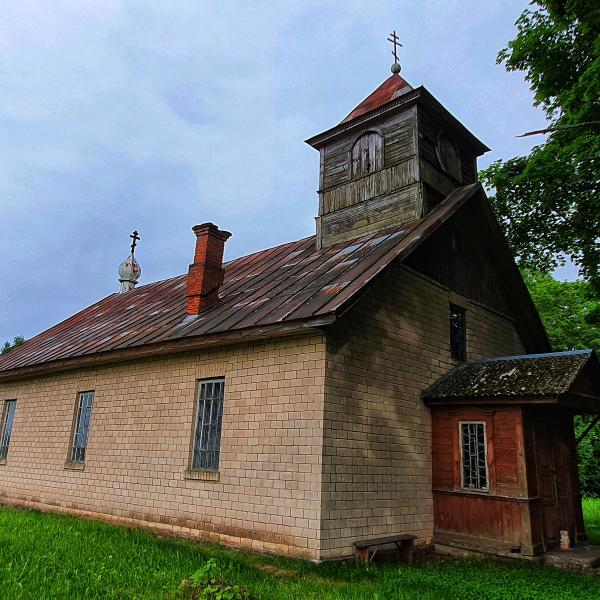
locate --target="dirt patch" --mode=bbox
[257,564,299,580]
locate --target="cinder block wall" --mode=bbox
[0,333,326,559]
[320,264,525,559]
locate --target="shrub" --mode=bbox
[180,559,253,600]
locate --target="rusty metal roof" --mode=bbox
[423,350,597,401]
[341,74,413,124]
[306,83,489,157]
[0,183,489,376]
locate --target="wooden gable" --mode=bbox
[405,191,550,354]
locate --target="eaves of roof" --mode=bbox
[423,350,600,413]
[0,183,484,382]
[305,86,489,155]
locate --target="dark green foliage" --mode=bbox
[1,336,25,355]
[1,506,600,599]
[521,270,600,352]
[180,558,253,599]
[577,418,600,497]
[480,1,600,289]
[522,270,600,496]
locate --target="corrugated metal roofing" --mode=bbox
[341,74,413,124]
[423,350,595,400]
[0,183,480,375]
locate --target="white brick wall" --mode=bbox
[0,334,326,559]
[320,264,525,558]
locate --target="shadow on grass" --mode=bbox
[1,506,600,600]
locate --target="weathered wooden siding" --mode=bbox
[431,406,535,553]
[320,108,417,192]
[417,110,477,188]
[431,407,526,496]
[317,110,422,248]
[524,408,585,552]
[322,137,352,190]
[405,208,513,315]
[321,159,419,214]
[383,109,418,166]
[419,158,456,200]
[317,182,421,247]
[432,405,586,555]
[433,492,528,546]
[351,131,383,179]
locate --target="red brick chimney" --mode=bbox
[187,223,231,315]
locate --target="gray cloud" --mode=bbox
[0,0,554,342]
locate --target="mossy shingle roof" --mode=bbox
[423,350,596,400]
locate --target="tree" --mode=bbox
[524,270,600,496]
[480,1,600,289]
[1,336,25,355]
[522,270,600,352]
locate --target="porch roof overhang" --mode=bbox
[423,350,600,414]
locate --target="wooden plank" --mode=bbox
[321,110,416,191]
[319,183,420,246]
[321,158,419,215]
[322,137,352,189]
[354,534,416,548]
[351,131,383,178]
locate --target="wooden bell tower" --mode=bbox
[306,72,489,249]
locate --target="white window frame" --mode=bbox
[190,378,225,472]
[70,391,95,463]
[459,420,489,491]
[0,400,17,462]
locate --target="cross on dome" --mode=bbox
[387,30,402,74]
[119,230,142,293]
[130,230,140,255]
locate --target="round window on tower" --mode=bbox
[436,133,462,182]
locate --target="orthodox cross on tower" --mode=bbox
[130,230,140,255]
[387,30,402,74]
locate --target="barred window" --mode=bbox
[0,400,17,461]
[450,304,466,361]
[460,422,488,490]
[71,391,94,462]
[191,378,225,471]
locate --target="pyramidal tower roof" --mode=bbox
[340,74,413,124]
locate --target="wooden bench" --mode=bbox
[354,534,417,564]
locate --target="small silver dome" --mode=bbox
[118,254,141,293]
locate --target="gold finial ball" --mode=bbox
[391,62,401,74]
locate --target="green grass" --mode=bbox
[0,503,599,599]
[583,498,600,545]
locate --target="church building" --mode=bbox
[1,52,599,561]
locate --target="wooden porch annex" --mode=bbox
[423,350,600,556]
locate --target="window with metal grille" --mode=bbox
[0,400,17,461]
[191,378,225,471]
[449,304,466,361]
[71,391,94,462]
[460,422,488,490]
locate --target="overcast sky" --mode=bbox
[1,1,566,343]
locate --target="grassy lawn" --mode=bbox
[0,502,599,599]
[583,498,600,545]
